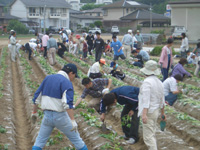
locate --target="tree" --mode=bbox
[94,21,102,28]
[7,20,29,34]
[81,3,105,11]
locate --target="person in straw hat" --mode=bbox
[138,60,166,150]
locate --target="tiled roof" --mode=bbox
[120,9,170,20]
[169,0,200,4]
[70,14,102,19]
[83,8,103,13]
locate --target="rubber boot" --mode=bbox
[32,146,42,150]
[79,144,88,150]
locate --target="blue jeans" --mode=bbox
[161,54,171,81]
[133,62,143,68]
[32,110,87,150]
[165,92,178,106]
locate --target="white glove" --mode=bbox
[102,88,109,94]
[71,120,78,132]
[104,73,107,76]
[31,113,38,124]
[181,89,187,94]
[73,105,75,109]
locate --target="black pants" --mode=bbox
[121,104,140,142]
[25,43,32,60]
[89,72,102,79]
[95,50,102,62]
[88,44,93,55]
[43,46,47,58]
[58,48,65,58]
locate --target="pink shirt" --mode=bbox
[42,35,49,47]
[159,45,173,69]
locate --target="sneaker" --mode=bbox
[126,138,136,144]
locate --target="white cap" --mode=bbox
[128,30,132,33]
[137,30,140,33]
[80,37,84,42]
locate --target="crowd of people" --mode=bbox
[7,28,200,150]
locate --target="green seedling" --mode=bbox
[0,125,7,133]
[121,115,131,128]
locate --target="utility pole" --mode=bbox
[43,0,46,34]
[150,3,152,32]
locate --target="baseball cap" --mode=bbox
[62,64,78,78]
[110,61,116,67]
[128,30,132,33]
[76,34,81,39]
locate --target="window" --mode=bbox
[40,8,44,15]
[97,13,100,16]
[62,20,66,27]
[29,7,36,13]
[62,8,66,13]
[90,13,92,16]
[126,8,129,14]
[103,10,108,16]
[50,8,57,13]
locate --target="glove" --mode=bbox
[73,105,76,109]
[102,88,109,94]
[31,112,38,124]
[71,120,78,132]
[104,73,107,76]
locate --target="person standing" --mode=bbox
[111,35,126,60]
[75,77,112,111]
[159,38,174,81]
[135,30,144,49]
[94,31,104,62]
[100,86,140,144]
[138,60,166,150]
[180,33,189,58]
[47,34,58,66]
[80,37,88,61]
[121,30,133,59]
[31,64,88,150]
[42,32,49,59]
[10,31,17,62]
[86,31,94,55]
[193,42,200,77]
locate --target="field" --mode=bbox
[0,35,200,150]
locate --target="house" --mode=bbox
[66,0,81,11]
[0,3,19,27]
[82,8,104,18]
[169,0,200,40]
[102,0,170,33]
[10,0,71,30]
[96,0,113,5]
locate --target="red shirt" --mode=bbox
[83,42,88,52]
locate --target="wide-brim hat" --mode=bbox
[140,60,160,76]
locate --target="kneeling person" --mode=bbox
[163,74,183,106]
[110,62,125,80]
[100,86,140,144]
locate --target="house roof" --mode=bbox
[102,0,149,9]
[69,9,84,14]
[83,8,103,13]
[70,14,102,20]
[0,12,20,19]
[169,0,200,4]
[11,0,71,8]
[120,9,170,20]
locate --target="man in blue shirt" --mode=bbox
[100,86,140,144]
[111,35,126,60]
[136,47,150,62]
[32,64,88,150]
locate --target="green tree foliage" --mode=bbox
[7,20,29,34]
[94,21,102,28]
[150,46,177,56]
[80,3,105,10]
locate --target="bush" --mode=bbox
[151,29,165,34]
[150,46,177,56]
[7,20,28,34]
[94,21,102,28]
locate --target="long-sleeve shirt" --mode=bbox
[10,36,16,45]
[100,86,139,113]
[47,37,58,50]
[81,78,108,99]
[159,45,173,68]
[42,34,49,47]
[171,63,191,77]
[110,40,123,56]
[180,37,189,52]
[121,34,132,46]
[32,71,74,112]
[139,50,149,61]
[138,76,165,117]
[135,34,143,43]
[94,38,104,52]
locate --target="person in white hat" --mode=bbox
[121,30,133,59]
[138,60,166,150]
[135,30,144,49]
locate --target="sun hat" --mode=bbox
[76,34,81,39]
[140,60,160,76]
[99,59,106,65]
[128,30,132,33]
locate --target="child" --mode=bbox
[81,37,88,61]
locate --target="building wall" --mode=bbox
[170,4,200,40]
[11,0,27,19]
[103,8,123,20]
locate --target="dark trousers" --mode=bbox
[43,46,47,58]
[58,48,65,58]
[89,72,102,79]
[25,43,32,60]
[161,54,171,82]
[121,104,139,142]
[133,62,143,68]
[165,92,178,106]
[88,44,93,55]
[113,54,126,60]
[95,50,102,62]
[181,51,187,58]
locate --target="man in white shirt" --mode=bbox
[163,74,183,106]
[138,60,165,150]
[87,59,106,79]
[180,33,189,58]
[186,51,197,65]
